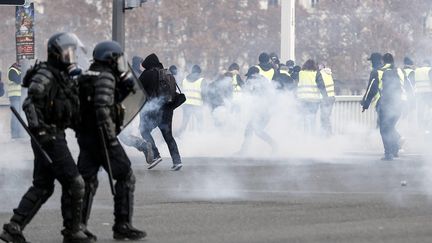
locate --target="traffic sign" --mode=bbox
[0,0,25,5]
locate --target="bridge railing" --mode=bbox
[332,96,377,134]
[0,96,378,136]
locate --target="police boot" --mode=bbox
[1,185,54,243]
[61,176,93,243]
[113,172,146,240]
[112,222,146,240]
[0,222,28,243]
[80,176,98,242]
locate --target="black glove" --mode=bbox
[35,129,56,146]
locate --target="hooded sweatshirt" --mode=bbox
[139,53,164,98]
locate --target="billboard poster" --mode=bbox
[15,2,35,60]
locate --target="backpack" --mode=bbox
[157,68,177,102]
[156,68,186,109]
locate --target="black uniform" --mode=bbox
[77,58,145,240]
[0,60,90,243]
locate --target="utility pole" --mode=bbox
[280,0,295,62]
[112,0,125,49]
[112,0,146,50]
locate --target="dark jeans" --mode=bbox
[9,96,23,138]
[320,98,335,136]
[378,105,401,156]
[140,108,181,165]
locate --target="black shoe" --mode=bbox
[61,228,93,243]
[83,228,97,242]
[0,223,28,243]
[112,223,146,240]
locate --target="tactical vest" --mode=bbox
[24,63,80,130]
[320,70,335,97]
[79,70,124,133]
[183,77,203,106]
[415,67,432,93]
[255,65,275,82]
[297,70,321,101]
[7,66,21,97]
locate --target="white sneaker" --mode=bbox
[147,157,163,170]
[171,163,183,171]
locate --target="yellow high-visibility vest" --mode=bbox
[297,70,321,101]
[415,67,432,93]
[279,69,290,76]
[397,68,407,101]
[183,77,204,106]
[232,74,241,100]
[7,66,21,97]
[320,70,335,97]
[255,65,275,82]
[369,69,384,107]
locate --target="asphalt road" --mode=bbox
[1,152,432,243]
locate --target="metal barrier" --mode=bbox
[332,96,377,134]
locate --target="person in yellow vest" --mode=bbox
[362,53,383,113]
[178,65,206,133]
[7,62,24,139]
[318,63,335,137]
[363,53,404,160]
[296,59,328,134]
[402,57,416,119]
[255,52,276,82]
[414,60,432,131]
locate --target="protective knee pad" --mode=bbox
[12,185,54,229]
[114,171,136,224]
[61,176,85,230]
[69,175,85,199]
[82,175,99,225]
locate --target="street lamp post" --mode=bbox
[280,0,295,62]
[112,0,125,49]
[112,0,147,50]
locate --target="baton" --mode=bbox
[98,126,116,196]
[10,106,53,164]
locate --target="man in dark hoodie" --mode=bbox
[138,53,183,171]
[178,65,206,134]
[255,52,276,82]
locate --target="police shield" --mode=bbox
[120,63,147,130]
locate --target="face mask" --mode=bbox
[67,64,82,77]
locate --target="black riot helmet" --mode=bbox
[93,41,128,74]
[93,40,133,86]
[47,32,82,76]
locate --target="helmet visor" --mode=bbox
[117,54,128,73]
[61,46,78,65]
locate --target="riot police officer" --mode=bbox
[0,33,91,243]
[76,41,146,240]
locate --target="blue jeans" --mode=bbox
[9,96,23,138]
